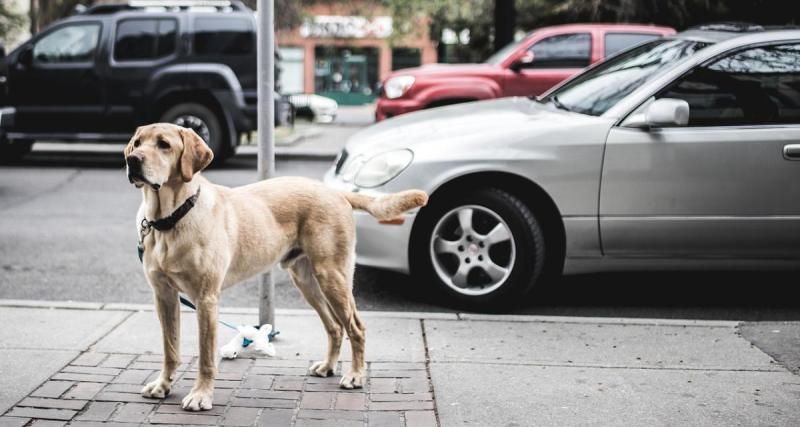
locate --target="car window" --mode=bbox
[546,39,709,116]
[657,43,800,126]
[527,33,591,68]
[194,17,253,55]
[33,23,101,63]
[604,33,661,57]
[114,19,177,61]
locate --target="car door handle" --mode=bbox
[783,144,800,160]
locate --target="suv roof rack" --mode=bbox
[689,22,765,33]
[83,0,249,15]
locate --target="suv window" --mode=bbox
[658,43,800,126]
[194,17,253,55]
[527,33,591,68]
[114,19,177,61]
[605,33,660,57]
[33,23,101,63]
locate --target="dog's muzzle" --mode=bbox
[126,155,160,190]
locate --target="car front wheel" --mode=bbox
[412,187,546,311]
[160,103,230,162]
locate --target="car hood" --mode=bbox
[388,63,497,78]
[345,97,613,157]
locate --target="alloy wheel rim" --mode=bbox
[429,205,516,296]
[172,115,211,143]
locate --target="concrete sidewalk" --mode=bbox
[0,300,798,426]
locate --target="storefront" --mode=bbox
[276,3,437,105]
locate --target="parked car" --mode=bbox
[375,23,675,121]
[288,94,338,123]
[326,24,800,309]
[0,0,292,163]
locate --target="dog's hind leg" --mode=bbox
[289,256,344,377]
[312,254,366,390]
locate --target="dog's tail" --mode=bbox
[343,190,428,223]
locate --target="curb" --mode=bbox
[0,299,740,327]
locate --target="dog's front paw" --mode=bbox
[309,360,335,377]
[339,370,365,389]
[141,378,171,399]
[182,387,214,411]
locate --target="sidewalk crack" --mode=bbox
[420,318,441,427]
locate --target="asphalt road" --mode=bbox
[2,144,800,324]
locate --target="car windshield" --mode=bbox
[484,35,529,65]
[542,38,710,116]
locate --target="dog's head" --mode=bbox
[124,123,214,190]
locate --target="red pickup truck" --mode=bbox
[376,23,675,121]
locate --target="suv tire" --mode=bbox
[411,187,546,311]
[0,137,33,164]
[160,103,230,162]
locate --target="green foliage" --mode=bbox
[0,2,26,41]
[383,0,800,62]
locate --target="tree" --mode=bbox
[0,2,26,41]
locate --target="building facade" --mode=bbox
[276,2,436,105]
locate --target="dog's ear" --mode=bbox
[124,126,142,159]
[179,127,214,182]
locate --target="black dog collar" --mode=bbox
[142,186,201,232]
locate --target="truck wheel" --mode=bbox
[160,103,230,162]
[411,187,546,311]
[0,137,33,164]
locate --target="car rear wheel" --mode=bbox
[412,187,546,311]
[160,103,230,162]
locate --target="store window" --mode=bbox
[392,48,421,71]
[279,47,305,94]
[314,46,378,105]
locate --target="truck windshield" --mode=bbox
[484,35,529,65]
[541,39,710,116]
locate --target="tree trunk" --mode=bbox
[493,0,515,53]
[29,0,38,34]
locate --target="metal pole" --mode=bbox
[257,0,276,327]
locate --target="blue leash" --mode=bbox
[178,295,279,346]
[138,244,278,344]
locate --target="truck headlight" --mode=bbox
[383,76,415,99]
[352,149,414,188]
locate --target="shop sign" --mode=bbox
[300,15,393,39]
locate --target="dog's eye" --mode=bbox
[157,140,170,150]
[133,139,141,147]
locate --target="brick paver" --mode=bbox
[2,354,437,426]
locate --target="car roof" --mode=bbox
[532,22,675,34]
[675,23,800,43]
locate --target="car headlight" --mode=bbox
[341,149,413,188]
[339,154,366,182]
[383,75,415,99]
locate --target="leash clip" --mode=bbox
[140,218,153,239]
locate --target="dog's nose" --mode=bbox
[126,154,142,171]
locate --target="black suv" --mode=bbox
[0,0,290,162]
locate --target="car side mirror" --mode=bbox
[509,52,534,72]
[17,46,33,68]
[624,98,690,129]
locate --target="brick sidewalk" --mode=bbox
[0,353,437,427]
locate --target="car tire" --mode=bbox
[411,187,546,311]
[160,103,231,163]
[0,137,33,164]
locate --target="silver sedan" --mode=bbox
[324,26,800,309]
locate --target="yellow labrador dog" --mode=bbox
[125,123,427,411]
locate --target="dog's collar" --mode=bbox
[141,186,201,235]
